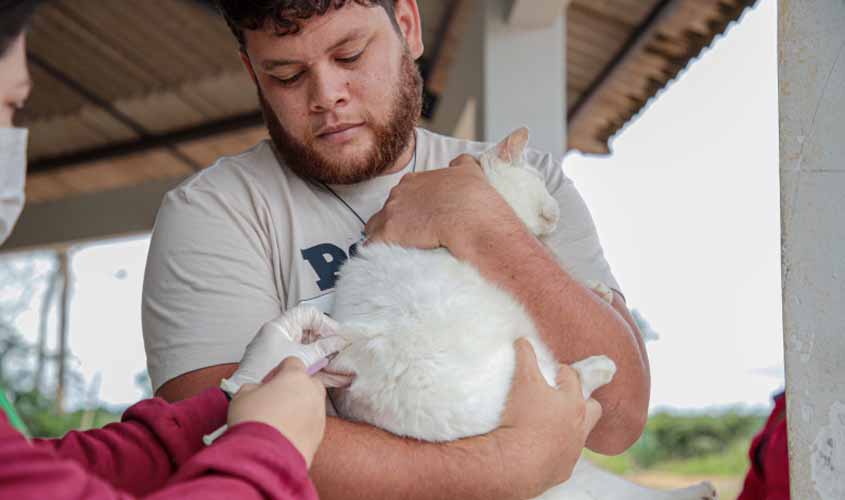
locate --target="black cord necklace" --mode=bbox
[316,132,418,230]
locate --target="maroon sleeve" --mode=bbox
[149,422,319,500]
[0,416,136,499]
[32,388,229,496]
[1,394,318,500]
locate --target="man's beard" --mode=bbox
[261,49,423,185]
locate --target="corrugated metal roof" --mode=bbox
[18,0,759,204]
[566,0,759,154]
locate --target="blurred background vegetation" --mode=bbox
[0,255,129,438]
[587,410,765,476]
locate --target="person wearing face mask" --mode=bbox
[0,3,29,242]
[0,2,347,498]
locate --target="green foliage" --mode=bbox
[586,409,767,476]
[13,389,121,438]
[647,410,764,461]
[654,439,753,476]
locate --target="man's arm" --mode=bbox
[158,370,522,499]
[365,159,650,454]
[159,371,505,498]
[312,339,600,500]
[156,364,238,402]
[156,372,561,500]
[154,341,600,500]
[452,217,649,453]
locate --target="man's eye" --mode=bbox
[274,73,303,86]
[337,51,363,64]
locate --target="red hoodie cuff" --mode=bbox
[176,421,316,499]
[120,387,229,466]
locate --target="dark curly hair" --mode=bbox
[214,0,399,49]
[0,0,44,56]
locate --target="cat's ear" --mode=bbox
[495,127,530,165]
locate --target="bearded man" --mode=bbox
[142,2,651,499]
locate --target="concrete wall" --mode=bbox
[2,177,186,253]
[779,1,845,498]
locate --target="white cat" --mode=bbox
[319,128,717,500]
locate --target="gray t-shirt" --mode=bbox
[142,128,619,391]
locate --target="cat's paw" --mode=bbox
[537,193,560,236]
[570,355,616,399]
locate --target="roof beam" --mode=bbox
[28,111,264,174]
[508,0,572,29]
[27,51,204,172]
[566,0,679,154]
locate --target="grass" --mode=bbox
[653,439,751,476]
[583,429,755,499]
[585,436,752,476]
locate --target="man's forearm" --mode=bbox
[310,416,528,500]
[451,219,650,454]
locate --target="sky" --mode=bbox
[5,0,782,412]
[564,0,782,411]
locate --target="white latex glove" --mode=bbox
[222,305,350,395]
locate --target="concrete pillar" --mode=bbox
[779,1,845,498]
[431,0,568,158]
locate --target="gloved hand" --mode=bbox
[228,357,327,468]
[222,305,350,395]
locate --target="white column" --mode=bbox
[779,1,845,498]
[431,0,568,158]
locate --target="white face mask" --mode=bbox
[0,127,28,245]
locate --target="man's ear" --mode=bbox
[240,50,258,85]
[394,0,424,59]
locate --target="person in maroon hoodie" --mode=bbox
[0,1,334,498]
[737,392,790,500]
[0,1,605,499]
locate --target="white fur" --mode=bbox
[325,128,716,499]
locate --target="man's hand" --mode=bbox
[228,357,327,468]
[495,339,602,497]
[365,155,517,251]
[225,305,350,394]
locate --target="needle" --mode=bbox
[203,356,332,446]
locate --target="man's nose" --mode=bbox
[309,66,350,113]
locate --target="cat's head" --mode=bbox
[479,128,559,237]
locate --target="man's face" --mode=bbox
[0,33,32,128]
[242,2,424,184]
